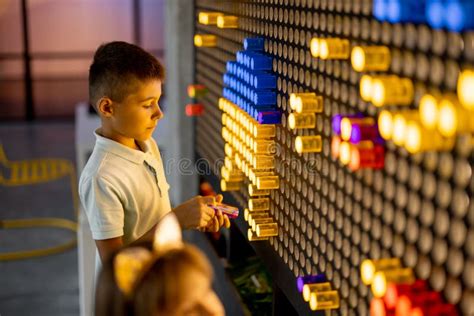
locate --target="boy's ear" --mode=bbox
[97,97,114,117]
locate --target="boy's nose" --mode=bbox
[152,105,164,120]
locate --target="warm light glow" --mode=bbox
[351,46,366,72]
[217,15,238,28]
[371,271,388,298]
[458,69,474,110]
[371,79,385,107]
[378,110,393,140]
[194,34,217,47]
[361,259,376,285]
[319,40,329,59]
[331,136,341,159]
[438,98,457,137]
[309,291,340,311]
[198,12,223,25]
[395,295,411,316]
[340,118,353,141]
[339,142,351,165]
[349,146,361,171]
[392,114,408,146]
[370,298,387,316]
[419,94,439,130]
[360,75,373,102]
[295,136,322,154]
[310,38,320,57]
[405,121,422,154]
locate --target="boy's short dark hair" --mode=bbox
[89,41,165,108]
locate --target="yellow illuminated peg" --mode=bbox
[419,93,440,130]
[360,75,373,102]
[198,12,223,25]
[249,169,273,184]
[256,175,279,190]
[253,140,275,154]
[253,124,276,139]
[437,95,474,137]
[458,69,474,110]
[371,76,414,107]
[309,291,340,311]
[217,15,238,28]
[360,258,401,285]
[340,117,375,142]
[256,222,278,237]
[378,110,394,140]
[351,46,391,72]
[405,121,455,154]
[247,211,270,224]
[244,208,265,221]
[292,93,323,113]
[251,217,274,231]
[339,141,351,165]
[289,92,317,111]
[295,136,322,154]
[319,38,350,60]
[371,268,415,298]
[194,34,217,47]
[248,198,270,211]
[253,155,274,169]
[302,282,332,302]
[392,111,419,146]
[288,113,317,129]
[220,179,241,192]
[248,229,268,241]
[220,166,244,182]
[310,38,321,58]
[248,184,270,196]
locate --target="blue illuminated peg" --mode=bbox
[249,53,273,71]
[426,0,445,29]
[253,74,277,89]
[244,37,265,51]
[253,91,277,106]
[373,0,387,20]
[226,61,236,74]
[446,0,474,32]
[386,0,427,24]
[236,51,244,64]
[257,110,281,124]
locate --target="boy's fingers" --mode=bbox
[215,194,223,203]
[217,211,224,226]
[224,215,231,228]
[201,196,217,206]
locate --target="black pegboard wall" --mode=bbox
[193,1,474,315]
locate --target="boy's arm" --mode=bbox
[95,237,123,263]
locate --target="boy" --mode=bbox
[79,41,230,264]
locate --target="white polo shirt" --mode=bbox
[79,130,172,246]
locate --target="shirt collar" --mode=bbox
[94,129,153,165]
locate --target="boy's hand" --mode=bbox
[172,195,217,229]
[202,194,231,232]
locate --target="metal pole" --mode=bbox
[21,0,34,120]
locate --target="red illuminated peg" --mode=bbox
[370,298,394,316]
[395,292,441,316]
[384,280,427,310]
[185,104,204,116]
[349,142,385,171]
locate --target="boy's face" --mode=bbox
[110,79,163,143]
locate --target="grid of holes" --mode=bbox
[194,0,474,314]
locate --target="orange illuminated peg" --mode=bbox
[340,117,379,144]
[194,34,217,47]
[185,104,204,116]
[371,268,415,298]
[405,121,455,154]
[295,136,322,154]
[370,298,391,316]
[396,291,444,316]
[361,258,402,285]
[351,46,391,72]
[289,92,323,113]
[458,69,474,110]
[331,136,342,159]
[198,12,223,25]
[371,76,414,107]
[437,94,474,137]
[217,15,238,28]
[318,38,350,60]
[187,84,208,98]
[349,142,385,171]
[247,228,268,241]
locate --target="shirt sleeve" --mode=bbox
[79,175,124,240]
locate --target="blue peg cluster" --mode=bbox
[373,0,474,32]
[222,37,281,124]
